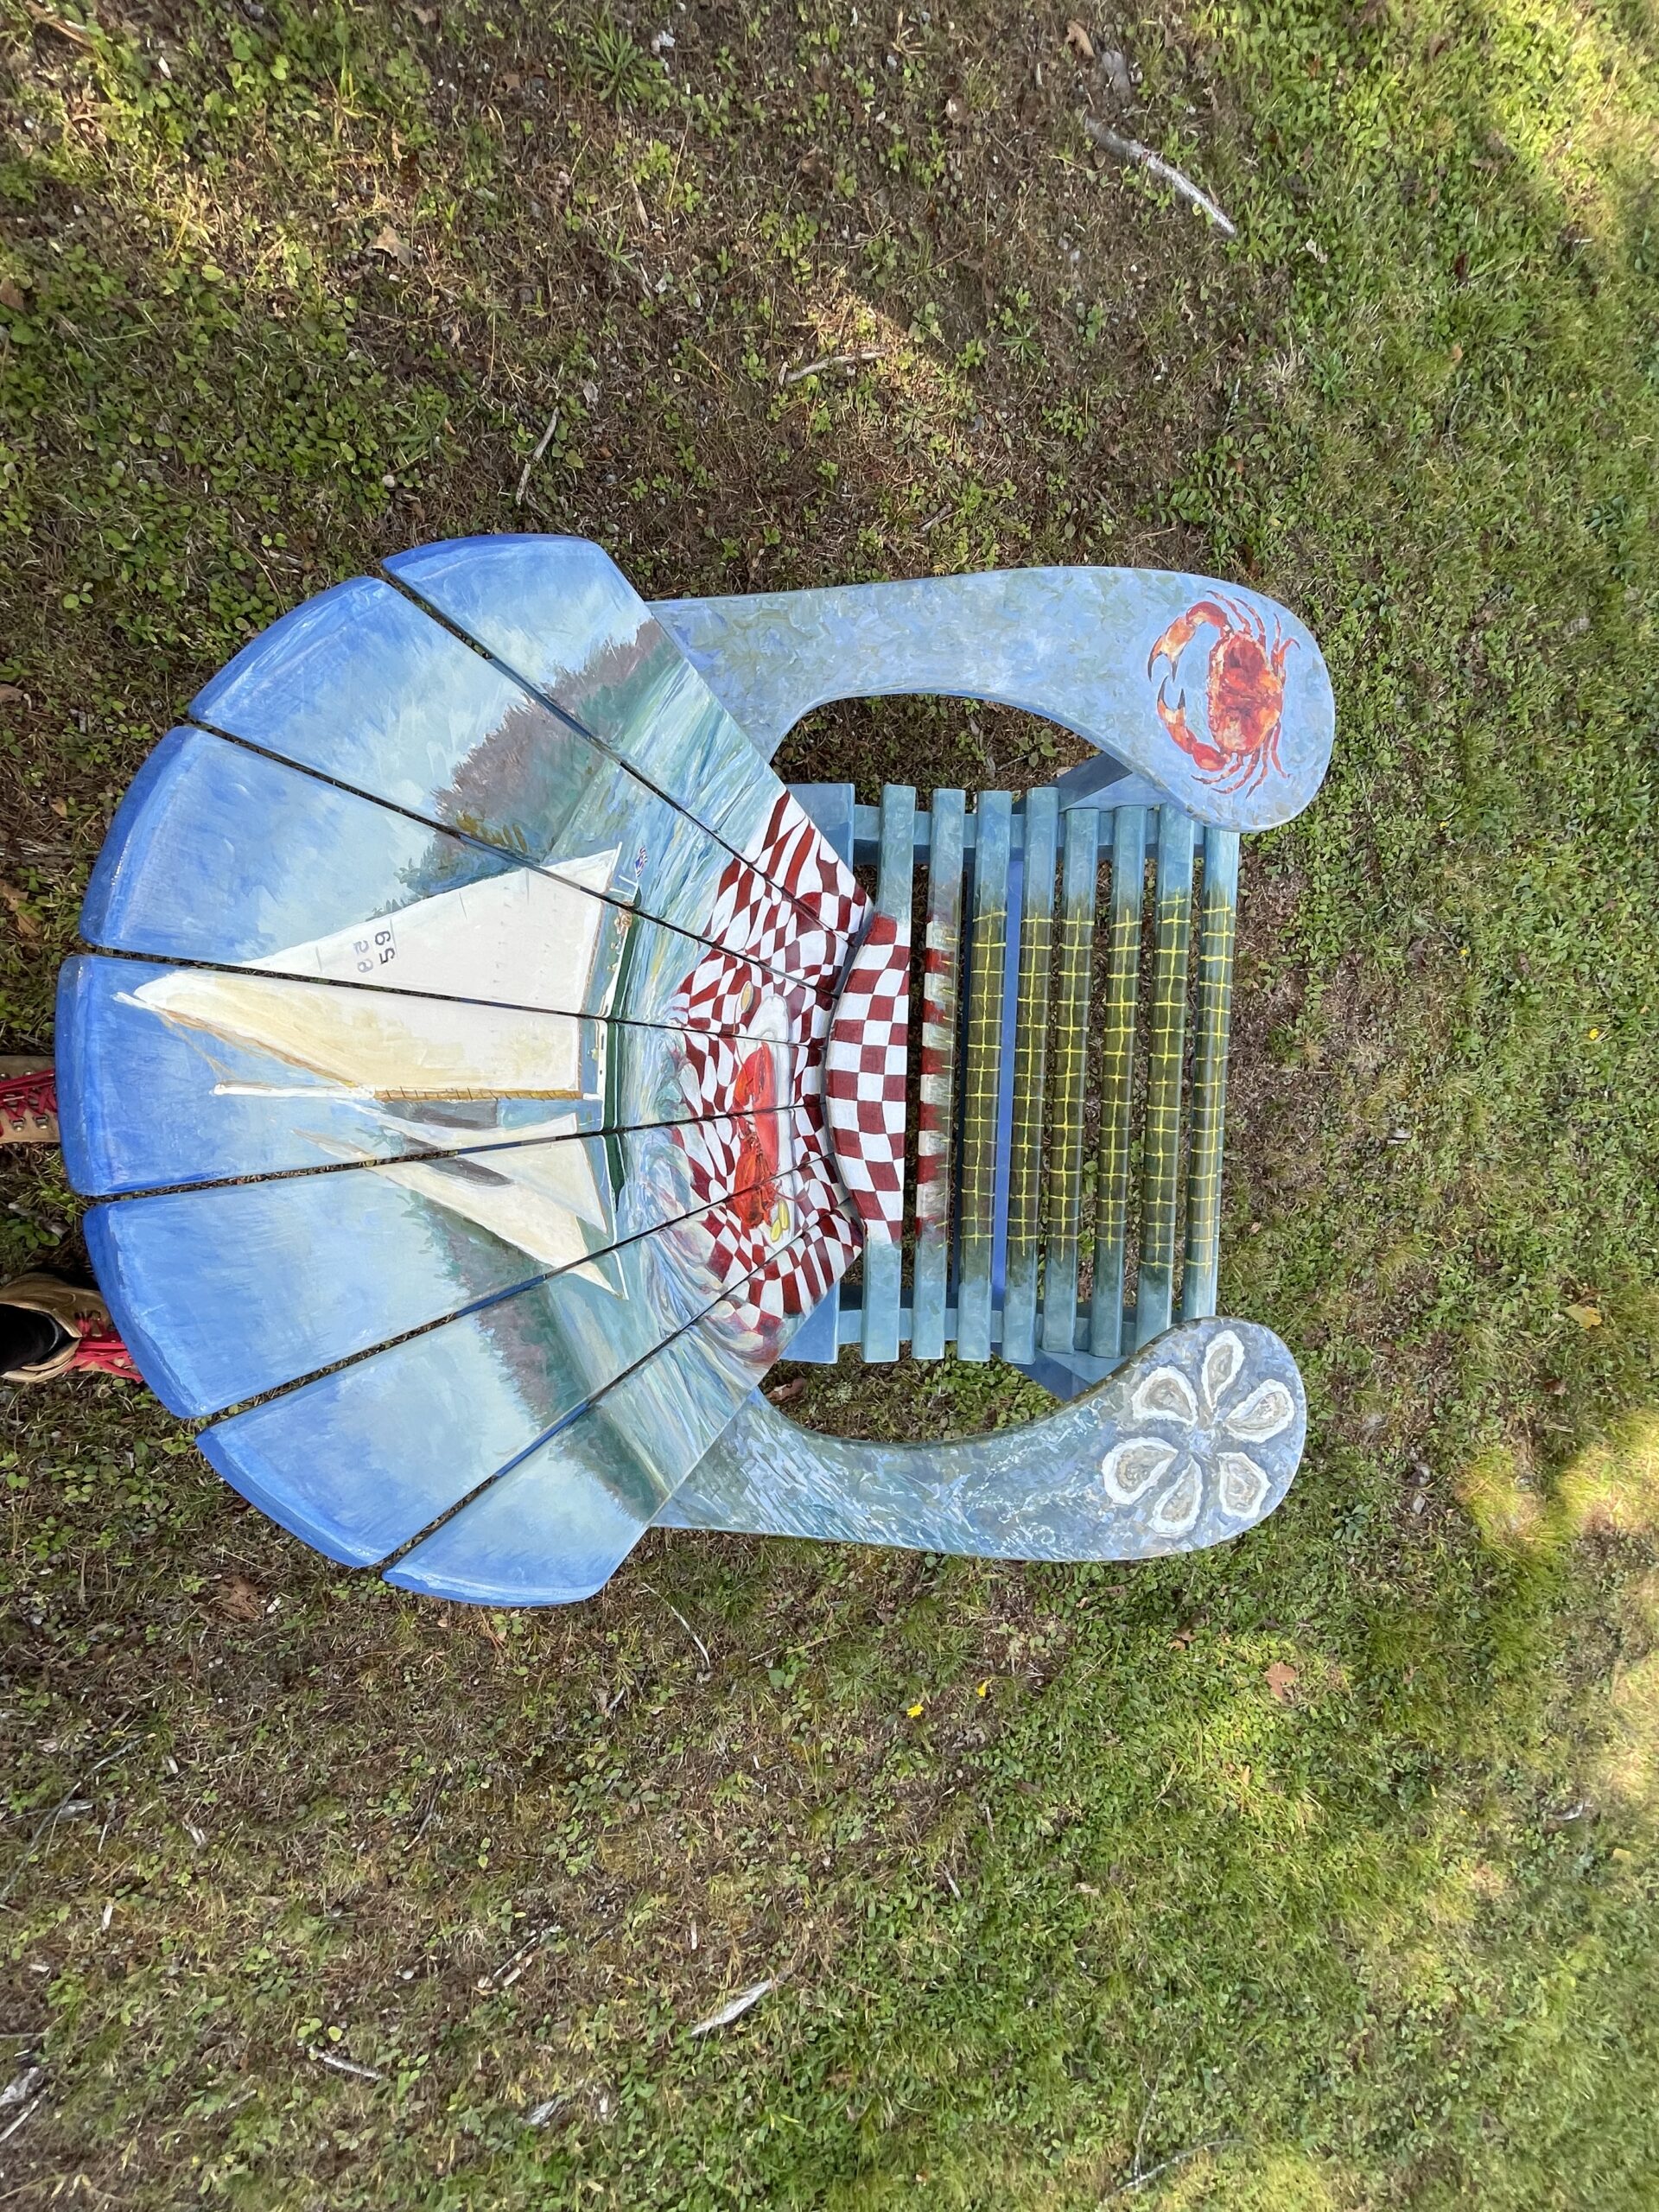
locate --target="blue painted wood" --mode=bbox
[1089,805,1149,1366]
[653,569,1334,833]
[379,539,826,925]
[203,1163,815,1567]
[85,727,508,970]
[194,563,818,940]
[57,954,810,1198]
[1182,828,1240,1323]
[87,1109,804,1418]
[185,653,830,1007]
[988,820,1025,1331]
[387,1210,831,1605]
[76,728,832,1036]
[858,783,915,1365]
[1039,805,1100,1357]
[911,790,963,1362]
[660,1316,1305,1560]
[1000,788,1057,1367]
[1135,808,1198,1349]
[955,791,1011,1363]
[87,1166,576,1419]
[193,585,810,982]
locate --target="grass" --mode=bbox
[2,0,1658,2202]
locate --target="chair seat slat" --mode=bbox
[912,790,966,1361]
[1040,807,1099,1356]
[780,782,859,1363]
[1001,790,1058,1365]
[1181,828,1239,1321]
[1135,808,1196,1345]
[955,792,1012,1362]
[1088,806,1149,1364]
[858,785,917,1363]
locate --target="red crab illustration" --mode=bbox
[1147,595,1296,795]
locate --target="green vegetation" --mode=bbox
[3,0,1657,2202]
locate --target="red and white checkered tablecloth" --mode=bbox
[823,911,912,1243]
[702,789,864,992]
[660,790,868,1338]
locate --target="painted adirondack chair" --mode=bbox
[58,537,1333,1606]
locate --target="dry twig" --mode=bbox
[1104,2136,1244,2198]
[690,1979,775,2036]
[23,3,97,48]
[0,1744,133,1905]
[637,1582,712,1671]
[1082,118,1236,237]
[0,2098,42,2145]
[303,2047,383,2082]
[779,347,885,387]
[515,410,560,505]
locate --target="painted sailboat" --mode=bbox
[121,850,630,1289]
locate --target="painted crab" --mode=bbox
[1147,594,1296,795]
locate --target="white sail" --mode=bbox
[125,851,622,1101]
[304,1116,623,1291]
[245,849,620,1009]
[127,969,586,1099]
[127,850,632,1288]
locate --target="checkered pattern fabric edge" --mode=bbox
[702,790,866,991]
[662,788,868,1332]
[823,912,912,1242]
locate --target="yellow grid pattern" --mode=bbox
[1090,819,1146,1352]
[1043,868,1095,1271]
[1182,842,1236,1316]
[1137,823,1194,1334]
[958,893,1007,1270]
[1006,899,1052,1263]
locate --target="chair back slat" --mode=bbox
[955,792,1012,1362]
[1181,827,1239,1322]
[858,785,917,1363]
[1135,808,1197,1345]
[1001,788,1058,1364]
[1089,805,1149,1365]
[912,790,964,1360]
[1039,807,1099,1357]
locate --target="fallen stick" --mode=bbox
[690,1978,775,2036]
[1082,118,1236,238]
[0,2095,45,2145]
[515,410,560,505]
[303,2047,383,2082]
[779,347,884,387]
[1104,2136,1244,2199]
[637,1581,712,1671]
[24,3,97,48]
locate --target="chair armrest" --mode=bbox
[657,1316,1306,1560]
[653,568,1333,833]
